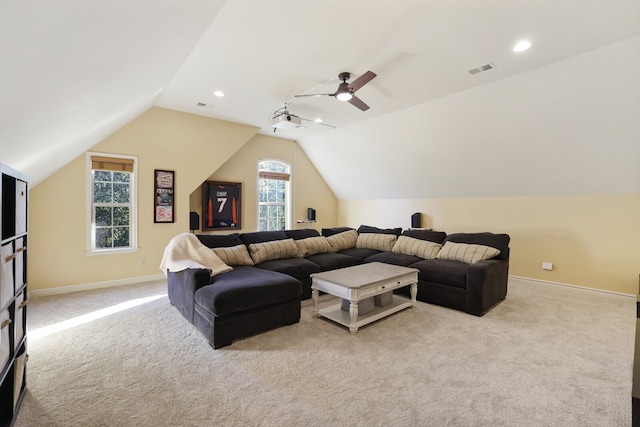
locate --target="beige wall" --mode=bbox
[338,194,640,294]
[189,133,337,233]
[28,107,259,291]
[27,105,638,296]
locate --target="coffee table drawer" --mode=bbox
[355,273,417,298]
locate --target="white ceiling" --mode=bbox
[2,0,639,194]
[158,0,640,135]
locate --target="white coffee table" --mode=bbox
[311,262,418,334]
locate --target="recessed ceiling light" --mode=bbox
[213,90,225,97]
[314,118,323,123]
[513,40,532,52]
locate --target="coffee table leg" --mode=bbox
[349,301,359,334]
[312,288,319,317]
[410,282,417,305]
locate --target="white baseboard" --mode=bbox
[509,275,635,299]
[28,273,635,299]
[29,274,166,297]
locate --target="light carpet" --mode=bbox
[15,278,635,426]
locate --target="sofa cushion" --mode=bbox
[196,233,243,248]
[410,259,468,289]
[356,233,397,252]
[284,229,320,240]
[211,244,254,266]
[305,252,359,271]
[437,241,500,264]
[240,230,288,245]
[326,230,358,252]
[444,232,510,261]
[321,227,355,237]
[248,238,301,264]
[365,251,422,267]
[296,236,332,256]
[392,235,442,259]
[194,266,301,317]
[338,247,380,262]
[402,229,447,244]
[254,257,321,281]
[357,225,402,236]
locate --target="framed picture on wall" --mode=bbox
[154,169,175,223]
[202,181,241,230]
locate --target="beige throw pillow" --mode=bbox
[248,238,301,264]
[436,241,500,264]
[392,236,442,259]
[212,244,254,266]
[325,230,358,252]
[296,236,332,256]
[356,233,397,252]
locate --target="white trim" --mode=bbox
[27,273,635,299]
[257,158,292,230]
[85,247,139,256]
[86,151,139,253]
[29,274,165,297]
[508,275,635,299]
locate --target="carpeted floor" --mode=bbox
[14,278,635,426]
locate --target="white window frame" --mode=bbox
[257,159,291,231]
[85,152,138,254]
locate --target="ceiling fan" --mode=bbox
[294,71,377,111]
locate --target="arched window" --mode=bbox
[258,160,290,231]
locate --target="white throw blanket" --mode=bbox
[159,232,233,277]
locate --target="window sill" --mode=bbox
[86,247,139,256]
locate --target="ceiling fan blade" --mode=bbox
[294,93,335,98]
[348,71,377,93]
[348,95,370,111]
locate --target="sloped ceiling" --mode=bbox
[302,36,640,199]
[2,0,639,197]
[0,0,226,184]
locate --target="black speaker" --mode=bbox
[411,212,421,229]
[190,211,200,232]
[307,208,316,221]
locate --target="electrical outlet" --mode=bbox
[542,262,553,271]
[140,257,146,266]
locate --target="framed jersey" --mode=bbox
[202,181,242,230]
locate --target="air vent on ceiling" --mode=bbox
[196,102,214,109]
[468,62,497,75]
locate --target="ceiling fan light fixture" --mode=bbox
[336,91,353,101]
[293,70,375,111]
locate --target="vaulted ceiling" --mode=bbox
[2,1,639,198]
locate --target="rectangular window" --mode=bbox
[258,161,290,231]
[87,154,137,253]
[258,179,287,231]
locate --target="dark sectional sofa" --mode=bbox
[167,225,510,349]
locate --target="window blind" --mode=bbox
[91,156,134,172]
[258,171,290,181]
